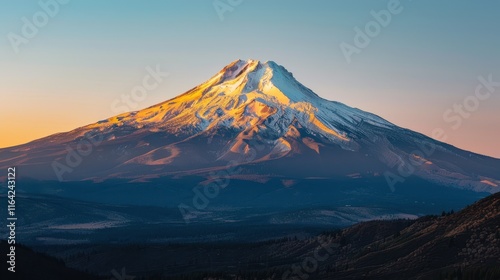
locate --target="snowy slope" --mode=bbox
[0,59,498,193]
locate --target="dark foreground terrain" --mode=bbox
[2,192,499,280]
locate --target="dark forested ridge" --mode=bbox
[5,192,497,280]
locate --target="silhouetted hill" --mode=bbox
[322,192,500,279]
[27,193,499,279]
[0,241,97,280]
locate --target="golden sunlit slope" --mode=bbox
[0,59,498,194]
[85,59,363,143]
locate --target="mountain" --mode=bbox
[0,59,498,227]
[1,59,498,192]
[2,59,499,279]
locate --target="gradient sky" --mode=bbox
[1,0,499,158]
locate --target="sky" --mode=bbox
[0,0,499,158]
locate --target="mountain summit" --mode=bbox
[0,60,499,198]
[83,59,394,155]
[91,59,392,144]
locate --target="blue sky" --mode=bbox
[1,0,499,157]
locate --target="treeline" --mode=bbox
[438,266,500,280]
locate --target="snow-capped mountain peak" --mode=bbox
[88,59,392,149]
[1,59,498,194]
[211,59,320,103]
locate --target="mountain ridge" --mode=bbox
[13,189,499,279]
[0,59,498,195]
